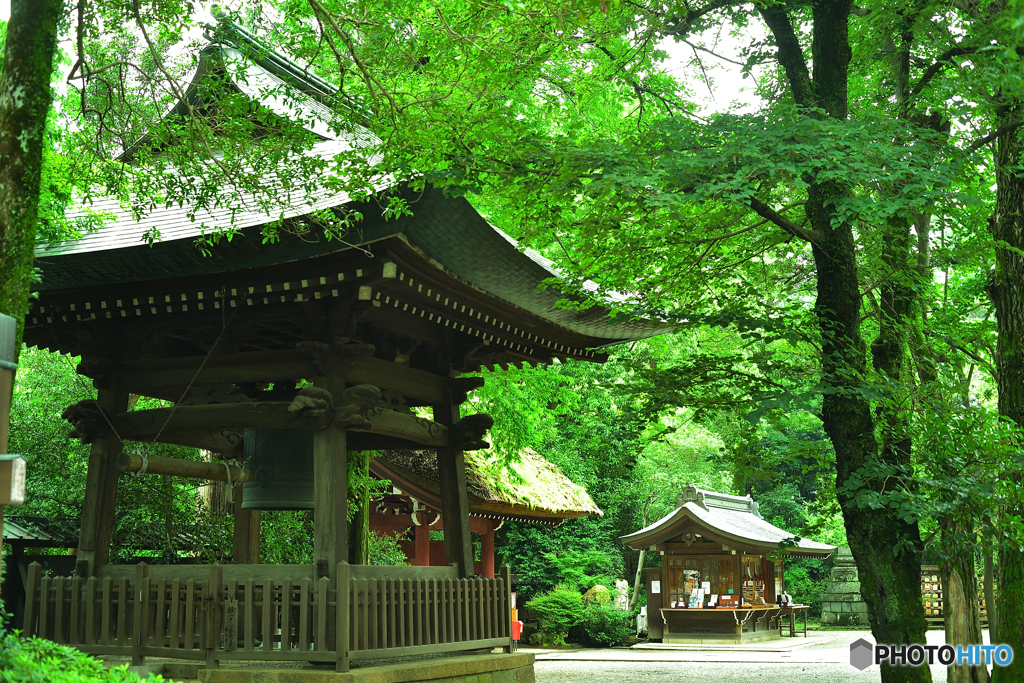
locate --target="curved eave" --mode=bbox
[31,187,664,353]
[619,504,836,558]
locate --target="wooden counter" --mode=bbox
[658,605,808,644]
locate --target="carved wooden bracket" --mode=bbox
[451,414,494,450]
[62,400,110,444]
[334,385,386,430]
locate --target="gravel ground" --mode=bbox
[531,630,970,682]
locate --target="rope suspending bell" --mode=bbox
[131,449,149,479]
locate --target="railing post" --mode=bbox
[502,565,513,653]
[336,561,350,672]
[205,564,222,669]
[131,562,148,666]
[22,562,40,635]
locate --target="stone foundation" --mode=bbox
[820,547,870,626]
[196,652,535,683]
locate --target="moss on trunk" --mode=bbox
[0,0,63,350]
[989,105,1024,683]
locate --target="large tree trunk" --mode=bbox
[0,0,63,344]
[348,451,370,565]
[942,521,989,683]
[989,106,1024,683]
[809,198,930,683]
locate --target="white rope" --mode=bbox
[131,450,149,479]
[223,461,235,504]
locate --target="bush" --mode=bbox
[578,603,632,648]
[527,585,584,638]
[0,633,164,682]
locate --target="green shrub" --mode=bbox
[579,603,631,648]
[527,585,584,637]
[0,633,164,682]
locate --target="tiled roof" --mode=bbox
[620,485,836,557]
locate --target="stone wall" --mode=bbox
[197,652,535,683]
[819,547,869,626]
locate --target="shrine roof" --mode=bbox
[620,485,835,558]
[372,448,602,523]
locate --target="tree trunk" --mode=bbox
[629,549,646,611]
[0,0,63,345]
[808,192,930,683]
[348,451,370,565]
[989,104,1024,683]
[942,522,989,683]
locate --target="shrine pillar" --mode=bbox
[414,523,430,566]
[433,389,474,578]
[313,356,348,584]
[232,498,260,563]
[76,388,129,577]
[481,519,495,578]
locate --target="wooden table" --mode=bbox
[779,605,809,636]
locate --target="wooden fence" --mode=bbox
[21,562,512,671]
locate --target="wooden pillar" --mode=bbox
[482,519,495,578]
[414,523,430,566]
[76,388,129,577]
[314,358,347,584]
[1,313,16,592]
[433,391,474,578]
[232,497,260,563]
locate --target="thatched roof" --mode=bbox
[371,448,602,523]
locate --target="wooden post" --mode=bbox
[77,388,129,577]
[0,313,17,595]
[414,524,430,566]
[231,497,260,564]
[314,356,347,585]
[481,520,495,578]
[336,561,350,672]
[433,390,473,578]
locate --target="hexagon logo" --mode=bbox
[850,638,874,670]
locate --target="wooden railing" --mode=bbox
[21,562,511,671]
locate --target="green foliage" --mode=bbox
[368,531,409,566]
[543,549,618,592]
[0,633,163,683]
[578,603,632,648]
[526,585,585,638]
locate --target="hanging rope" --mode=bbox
[130,450,149,479]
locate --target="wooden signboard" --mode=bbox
[0,455,26,505]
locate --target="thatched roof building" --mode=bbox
[373,448,601,525]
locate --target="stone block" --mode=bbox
[853,603,868,613]
[821,612,835,624]
[515,666,536,683]
[840,603,850,612]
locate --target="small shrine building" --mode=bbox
[622,485,835,643]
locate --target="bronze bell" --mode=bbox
[241,428,315,510]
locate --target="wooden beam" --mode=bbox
[347,356,450,405]
[313,356,347,586]
[116,452,253,482]
[67,399,452,449]
[232,497,260,564]
[76,389,128,577]
[79,343,374,397]
[433,388,474,578]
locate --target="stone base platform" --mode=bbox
[195,653,535,683]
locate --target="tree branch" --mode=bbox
[909,45,979,98]
[966,121,1024,153]
[922,328,997,380]
[748,198,819,243]
[757,6,816,108]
